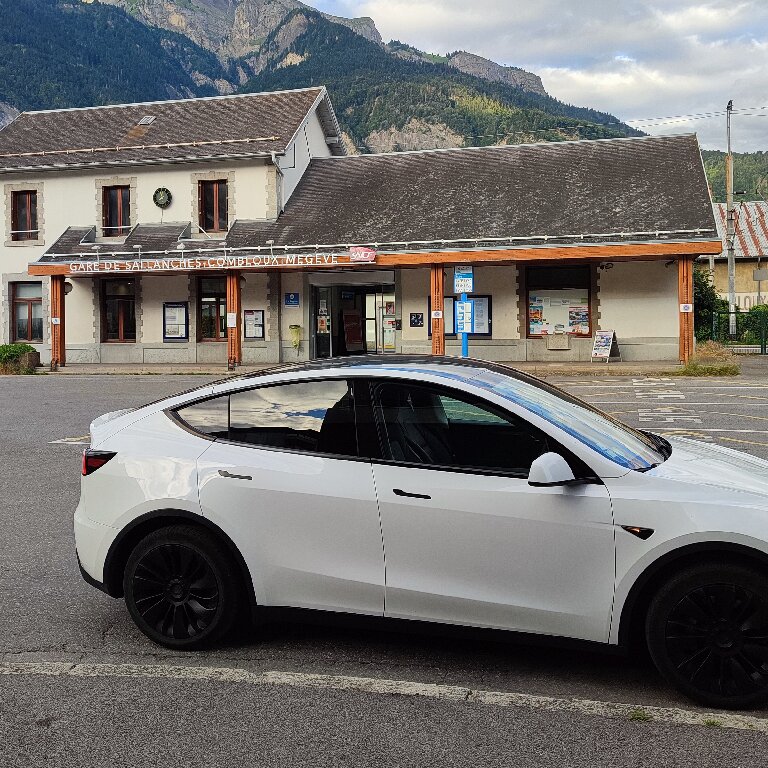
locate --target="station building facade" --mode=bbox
[0,86,720,368]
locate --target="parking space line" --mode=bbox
[0,661,766,734]
[48,435,90,445]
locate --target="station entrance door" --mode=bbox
[310,272,396,359]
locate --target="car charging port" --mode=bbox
[82,449,116,476]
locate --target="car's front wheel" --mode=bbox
[646,563,768,709]
[123,525,241,650]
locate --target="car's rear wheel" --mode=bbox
[646,563,768,709]
[123,525,240,650]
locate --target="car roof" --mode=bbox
[228,355,525,384]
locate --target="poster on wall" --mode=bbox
[163,302,189,342]
[471,297,490,334]
[244,309,264,339]
[529,290,589,335]
[383,316,397,350]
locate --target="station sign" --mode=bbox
[453,265,474,294]
[40,248,378,276]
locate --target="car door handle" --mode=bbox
[218,469,252,481]
[393,488,431,500]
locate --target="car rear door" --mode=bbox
[369,378,616,643]
[187,377,385,616]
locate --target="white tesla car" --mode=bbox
[75,356,768,709]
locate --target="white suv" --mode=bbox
[75,356,768,709]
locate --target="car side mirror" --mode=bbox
[528,452,576,487]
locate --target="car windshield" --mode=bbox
[470,369,667,470]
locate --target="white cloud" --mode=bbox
[326,0,768,151]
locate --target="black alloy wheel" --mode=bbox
[646,563,768,709]
[124,525,240,650]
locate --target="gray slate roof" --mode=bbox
[0,87,341,172]
[40,223,227,261]
[226,134,717,251]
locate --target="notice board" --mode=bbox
[591,330,621,362]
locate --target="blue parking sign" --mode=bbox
[284,292,300,307]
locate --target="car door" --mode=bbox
[187,377,385,616]
[369,378,616,643]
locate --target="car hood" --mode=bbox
[646,436,768,496]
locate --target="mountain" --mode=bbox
[95,0,381,58]
[0,0,640,154]
[0,0,235,110]
[702,150,768,203]
[241,9,639,152]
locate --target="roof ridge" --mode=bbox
[19,86,325,117]
[314,133,698,162]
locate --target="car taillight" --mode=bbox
[82,449,116,476]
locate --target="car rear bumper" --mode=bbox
[77,552,110,595]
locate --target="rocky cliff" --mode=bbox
[92,0,380,59]
[447,51,546,96]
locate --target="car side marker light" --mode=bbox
[621,525,654,540]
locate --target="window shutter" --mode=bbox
[11,192,18,235]
[102,187,109,230]
[198,182,204,230]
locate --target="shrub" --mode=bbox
[691,340,736,362]
[0,343,38,374]
[673,361,740,377]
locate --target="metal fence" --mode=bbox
[698,310,768,354]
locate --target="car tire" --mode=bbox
[646,562,768,709]
[123,524,241,650]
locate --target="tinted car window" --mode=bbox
[175,395,229,438]
[373,382,549,474]
[229,379,358,457]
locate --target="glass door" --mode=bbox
[314,286,332,358]
[364,286,396,353]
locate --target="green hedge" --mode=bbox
[0,343,36,364]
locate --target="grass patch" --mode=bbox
[672,341,741,376]
[628,708,653,722]
[703,718,723,727]
[671,361,741,377]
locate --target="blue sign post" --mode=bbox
[453,267,474,358]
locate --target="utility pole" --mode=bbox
[726,100,737,335]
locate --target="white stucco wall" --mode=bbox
[598,260,678,338]
[140,275,190,343]
[279,110,332,207]
[0,158,270,280]
[66,279,96,344]
[280,271,304,341]
[241,272,270,342]
[400,265,520,342]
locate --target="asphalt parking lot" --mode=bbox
[3,367,768,766]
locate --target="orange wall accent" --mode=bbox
[430,265,445,355]
[678,257,694,363]
[50,275,66,369]
[226,271,242,368]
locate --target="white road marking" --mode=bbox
[48,435,89,445]
[0,661,766,734]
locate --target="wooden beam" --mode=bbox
[27,239,722,277]
[375,240,722,267]
[678,257,694,363]
[50,275,66,370]
[430,265,445,355]
[226,271,242,369]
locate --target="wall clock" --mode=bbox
[153,187,172,209]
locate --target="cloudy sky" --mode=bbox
[313,0,767,152]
